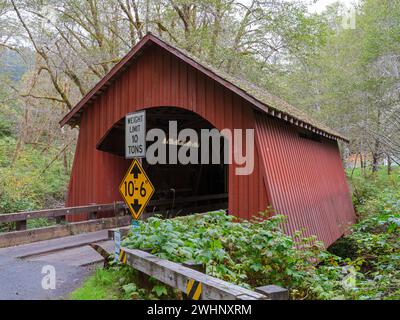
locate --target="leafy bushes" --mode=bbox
[329,174,400,300]
[349,167,400,218]
[121,174,399,300]
[0,136,70,230]
[121,212,355,299]
[124,212,316,289]
[0,105,17,137]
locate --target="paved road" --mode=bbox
[0,230,115,300]
[0,255,94,300]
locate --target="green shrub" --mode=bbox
[0,97,18,138]
[122,211,361,299]
[0,136,70,231]
[348,167,400,217]
[121,181,400,300]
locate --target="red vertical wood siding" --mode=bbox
[255,114,355,245]
[66,43,354,246]
[67,45,269,223]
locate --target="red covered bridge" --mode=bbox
[60,33,355,246]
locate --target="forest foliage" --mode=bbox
[0,55,69,217]
[1,1,399,216]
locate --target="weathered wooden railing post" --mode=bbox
[255,285,289,300]
[182,261,206,300]
[15,220,27,231]
[182,261,206,273]
[114,202,125,217]
[55,214,66,224]
[88,203,98,220]
[55,216,65,224]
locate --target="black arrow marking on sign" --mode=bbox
[131,199,142,214]
[130,163,141,179]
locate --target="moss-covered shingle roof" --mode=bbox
[60,33,348,142]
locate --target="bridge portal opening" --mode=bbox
[97,107,228,218]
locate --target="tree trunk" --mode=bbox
[372,108,382,174]
[371,138,380,173]
[63,147,69,176]
[387,154,392,175]
[350,153,359,178]
[359,140,365,176]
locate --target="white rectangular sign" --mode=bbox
[125,110,146,159]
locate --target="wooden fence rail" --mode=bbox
[121,248,269,300]
[0,202,127,230]
[0,193,228,231]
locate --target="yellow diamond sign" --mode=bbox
[119,159,155,220]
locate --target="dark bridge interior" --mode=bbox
[97,107,228,218]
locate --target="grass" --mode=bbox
[70,266,137,300]
[348,165,399,182]
[70,263,179,300]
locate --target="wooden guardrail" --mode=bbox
[0,194,228,247]
[0,193,228,231]
[0,202,127,231]
[121,248,270,300]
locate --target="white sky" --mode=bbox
[238,1,360,13]
[306,0,359,13]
